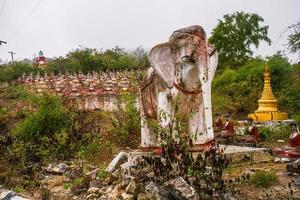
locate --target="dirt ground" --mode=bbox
[224,162,300,200]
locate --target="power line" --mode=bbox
[8,51,16,63]
[8,0,43,41]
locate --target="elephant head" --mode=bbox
[149,25,218,89]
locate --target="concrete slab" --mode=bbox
[219,145,269,154]
[114,145,272,166]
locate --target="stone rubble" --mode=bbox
[0,189,29,200]
[287,158,300,172]
[106,151,128,173]
[46,162,68,174]
[164,177,200,200]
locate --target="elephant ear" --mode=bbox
[207,43,218,82]
[149,43,175,88]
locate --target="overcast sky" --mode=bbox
[0,0,299,63]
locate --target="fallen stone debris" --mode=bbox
[0,189,29,200]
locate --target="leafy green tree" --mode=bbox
[209,12,271,68]
[101,46,137,70]
[287,20,300,58]
[211,54,299,118]
[67,48,104,73]
[46,56,82,74]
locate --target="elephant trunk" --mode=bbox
[197,41,214,144]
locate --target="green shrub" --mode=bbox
[292,114,300,126]
[250,170,278,187]
[63,183,72,190]
[259,124,291,141]
[97,167,108,180]
[8,93,71,166]
[107,92,140,148]
[259,127,269,141]
[12,94,70,140]
[13,186,25,193]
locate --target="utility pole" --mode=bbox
[8,51,16,63]
[0,40,7,45]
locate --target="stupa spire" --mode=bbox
[248,63,288,121]
[256,64,278,112]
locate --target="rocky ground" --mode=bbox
[1,149,300,200]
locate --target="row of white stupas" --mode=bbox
[17,71,140,110]
[17,70,139,97]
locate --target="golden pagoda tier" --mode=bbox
[248,64,288,121]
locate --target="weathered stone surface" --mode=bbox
[145,182,172,200]
[87,186,99,194]
[287,158,300,172]
[275,157,291,163]
[44,175,67,189]
[88,180,98,188]
[294,177,300,186]
[223,191,235,200]
[164,177,199,200]
[120,162,136,173]
[106,151,128,173]
[137,193,148,200]
[125,178,136,194]
[0,190,15,200]
[106,185,119,199]
[145,182,160,199]
[47,162,68,174]
[121,174,132,188]
[0,189,30,200]
[111,168,121,179]
[121,192,134,200]
[99,186,120,200]
[85,193,98,200]
[86,168,100,180]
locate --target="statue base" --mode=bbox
[248,111,288,122]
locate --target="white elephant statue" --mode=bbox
[140,25,218,150]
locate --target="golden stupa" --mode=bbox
[248,64,288,121]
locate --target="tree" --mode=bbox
[209,12,271,68]
[287,20,300,58]
[132,46,150,69]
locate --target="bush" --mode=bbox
[8,93,71,166]
[106,92,140,148]
[250,171,278,187]
[259,127,269,141]
[259,124,292,141]
[0,62,41,83]
[292,114,300,126]
[12,93,70,140]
